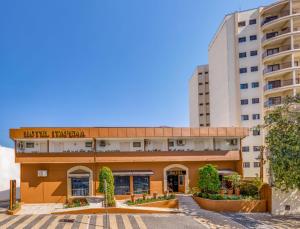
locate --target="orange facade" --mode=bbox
[10,127,248,203]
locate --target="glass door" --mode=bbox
[71,177,89,196]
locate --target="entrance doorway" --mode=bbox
[166,170,186,193]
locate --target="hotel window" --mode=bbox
[250,50,258,56]
[252,98,260,104]
[205,71,208,74]
[240,83,248,89]
[240,68,247,74]
[241,99,248,105]
[198,82,203,85]
[243,162,250,168]
[239,52,247,58]
[206,123,210,126]
[253,129,260,136]
[242,146,250,152]
[199,103,203,106]
[133,142,142,148]
[133,176,150,194]
[238,21,246,27]
[253,146,260,152]
[114,176,130,195]
[239,37,246,43]
[85,142,93,148]
[252,114,260,120]
[249,19,257,25]
[250,35,257,41]
[241,115,249,121]
[168,141,174,147]
[251,66,258,72]
[252,82,259,88]
[200,114,204,116]
[25,142,34,148]
[199,93,203,95]
[254,162,260,168]
[198,72,203,75]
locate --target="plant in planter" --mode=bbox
[219,188,226,195]
[98,166,115,207]
[153,192,158,199]
[143,192,147,200]
[225,173,241,196]
[131,193,135,202]
[198,164,220,195]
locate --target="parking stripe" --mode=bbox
[47,215,65,228]
[14,215,38,229]
[24,214,46,229]
[95,214,103,228]
[134,215,147,229]
[121,215,133,229]
[79,215,90,229]
[1,215,26,228]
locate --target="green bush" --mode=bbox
[196,192,241,200]
[98,166,115,206]
[240,182,258,197]
[198,164,221,194]
[126,194,176,205]
[224,173,241,189]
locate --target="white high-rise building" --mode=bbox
[189,0,300,178]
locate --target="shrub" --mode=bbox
[224,173,241,189]
[98,166,115,206]
[198,164,221,194]
[240,182,258,197]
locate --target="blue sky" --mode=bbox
[0,0,274,147]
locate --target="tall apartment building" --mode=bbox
[189,0,300,179]
[189,65,210,127]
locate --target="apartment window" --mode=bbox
[253,129,260,136]
[240,83,248,89]
[252,98,260,104]
[252,114,260,120]
[205,92,209,95]
[198,72,203,75]
[200,114,204,116]
[199,103,203,106]
[253,146,260,152]
[240,68,247,74]
[251,66,258,72]
[198,82,203,85]
[85,142,93,148]
[206,113,210,116]
[199,93,203,95]
[249,19,257,25]
[242,146,250,152]
[26,142,34,148]
[239,37,246,43]
[252,82,259,88]
[205,82,209,84]
[133,142,142,148]
[206,123,210,126]
[243,162,250,168]
[254,162,260,168]
[206,102,209,105]
[241,99,248,105]
[239,52,247,58]
[241,115,249,121]
[250,35,257,41]
[200,124,204,127]
[250,50,258,56]
[238,21,246,27]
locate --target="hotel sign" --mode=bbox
[23,130,86,138]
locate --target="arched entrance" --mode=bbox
[164,164,189,193]
[67,166,93,197]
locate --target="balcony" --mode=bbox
[264,78,300,91]
[264,98,282,108]
[261,10,290,27]
[262,27,291,43]
[262,44,300,60]
[263,61,299,76]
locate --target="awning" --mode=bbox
[218,169,236,175]
[112,170,154,176]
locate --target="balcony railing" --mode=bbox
[264,99,282,108]
[264,78,300,91]
[262,45,291,58]
[263,61,299,74]
[261,10,290,26]
[262,27,291,42]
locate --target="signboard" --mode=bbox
[38,170,48,177]
[23,130,85,138]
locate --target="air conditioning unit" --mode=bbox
[99,140,106,147]
[176,139,186,146]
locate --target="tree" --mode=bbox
[98,166,115,206]
[198,164,220,194]
[261,95,300,190]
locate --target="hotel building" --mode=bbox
[10,127,247,203]
[189,0,300,179]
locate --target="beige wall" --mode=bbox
[272,188,300,215]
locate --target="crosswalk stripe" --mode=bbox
[134,215,147,229]
[1,215,25,228]
[15,215,38,229]
[109,215,118,229]
[95,214,103,228]
[62,215,76,229]
[79,215,90,229]
[31,215,52,229]
[46,215,65,228]
[121,215,132,229]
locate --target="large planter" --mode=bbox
[136,199,178,209]
[193,196,267,213]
